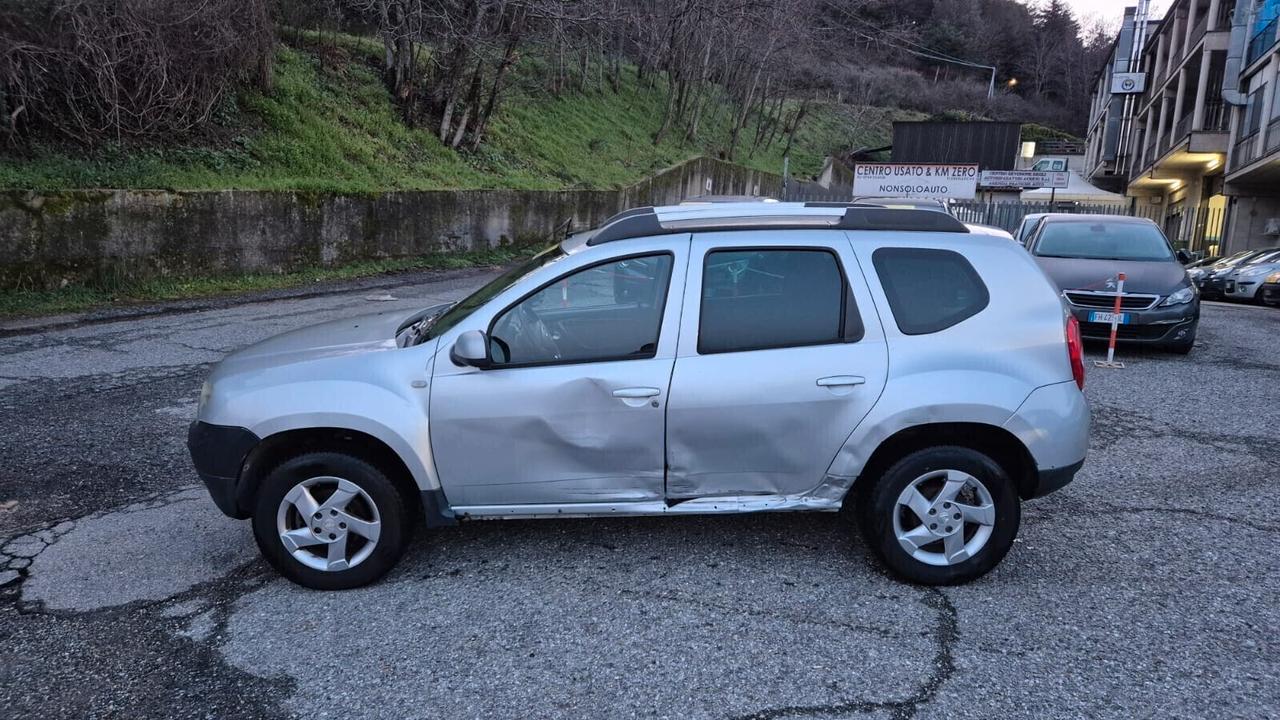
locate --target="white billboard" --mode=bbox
[979,170,1070,189]
[853,163,979,200]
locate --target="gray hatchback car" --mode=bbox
[189,203,1090,589]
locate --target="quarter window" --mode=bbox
[698,248,862,354]
[489,254,673,366]
[872,247,989,335]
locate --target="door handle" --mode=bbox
[612,387,661,398]
[816,375,866,387]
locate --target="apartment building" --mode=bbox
[1086,0,1280,256]
[1223,0,1280,248]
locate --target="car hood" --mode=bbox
[1229,260,1280,279]
[1033,256,1189,295]
[213,303,449,376]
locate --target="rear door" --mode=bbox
[664,230,889,499]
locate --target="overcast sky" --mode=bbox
[1062,0,1165,30]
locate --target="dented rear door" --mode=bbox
[665,230,889,500]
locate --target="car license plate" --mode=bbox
[1088,311,1129,324]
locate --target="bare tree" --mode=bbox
[1,0,274,143]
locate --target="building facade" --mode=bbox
[1086,0,1280,256]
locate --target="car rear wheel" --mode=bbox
[858,446,1020,585]
[252,452,411,590]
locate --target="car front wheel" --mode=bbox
[252,452,411,590]
[859,446,1020,585]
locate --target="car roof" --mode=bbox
[561,202,982,253]
[1038,214,1156,225]
[850,196,949,211]
[678,195,780,205]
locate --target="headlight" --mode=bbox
[1267,271,1280,284]
[1239,266,1275,277]
[1160,286,1196,306]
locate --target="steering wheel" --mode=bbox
[517,302,560,360]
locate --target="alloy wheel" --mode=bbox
[275,476,382,572]
[892,469,996,566]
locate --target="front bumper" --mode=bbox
[187,421,259,518]
[1222,277,1263,300]
[1067,300,1199,345]
[1196,275,1226,297]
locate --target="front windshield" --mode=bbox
[422,241,566,341]
[1034,221,1174,261]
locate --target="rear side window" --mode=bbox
[698,248,862,354]
[872,248,989,335]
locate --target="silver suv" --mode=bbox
[189,203,1090,590]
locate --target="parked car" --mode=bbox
[1025,214,1199,353]
[1222,248,1280,303]
[189,203,1089,590]
[1194,248,1274,299]
[1262,271,1280,307]
[1013,213,1050,246]
[1184,255,1223,272]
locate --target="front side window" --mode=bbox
[698,248,861,354]
[489,254,673,366]
[872,247,989,335]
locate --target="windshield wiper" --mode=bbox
[399,302,456,347]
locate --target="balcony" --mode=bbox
[1234,131,1260,168]
[1203,98,1229,132]
[1186,14,1208,56]
[1227,119,1280,185]
[1175,113,1193,141]
[1247,18,1277,68]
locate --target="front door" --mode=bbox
[430,243,687,508]
[665,231,889,499]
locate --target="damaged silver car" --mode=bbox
[189,202,1090,590]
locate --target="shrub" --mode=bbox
[0,0,274,144]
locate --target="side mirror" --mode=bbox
[1176,249,1192,264]
[450,330,491,369]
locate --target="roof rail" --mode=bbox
[586,205,968,245]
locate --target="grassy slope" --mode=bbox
[0,36,918,192]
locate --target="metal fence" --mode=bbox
[776,180,1230,256]
[950,200,1229,256]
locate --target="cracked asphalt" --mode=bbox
[1,271,1277,719]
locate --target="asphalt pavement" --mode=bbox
[1,272,1277,719]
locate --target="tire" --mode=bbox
[252,451,411,590]
[857,446,1020,585]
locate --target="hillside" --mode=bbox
[0,36,920,193]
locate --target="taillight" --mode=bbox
[1066,314,1085,390]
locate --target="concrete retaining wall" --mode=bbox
[0,157,783,289]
